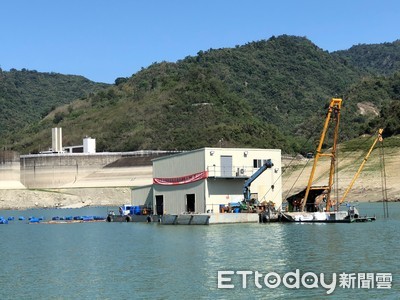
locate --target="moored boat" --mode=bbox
[282,98,381,223]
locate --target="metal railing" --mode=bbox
[206,165,256,178]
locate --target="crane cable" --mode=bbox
[379,139,389,218]
[260,123,319,207]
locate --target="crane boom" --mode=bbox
[339,128,384,205]
[301,98,342,212]
[243,159,273,202]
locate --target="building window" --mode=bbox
[253,159,269,168]
[253,159,259,168]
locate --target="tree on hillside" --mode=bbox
[379,100,400,136]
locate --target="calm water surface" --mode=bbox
[0,203,398,299]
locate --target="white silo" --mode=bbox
[52,127,62,153]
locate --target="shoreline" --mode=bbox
[0,187,131,211]
[0,189,398,211]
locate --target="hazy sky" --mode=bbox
[1,0,399,83]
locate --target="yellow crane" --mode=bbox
[300,98,342,212]
[339,128,384,205]
[299,97,384,212]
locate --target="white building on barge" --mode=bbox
[131,147,282,224]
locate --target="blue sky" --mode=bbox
[1,0,399,83]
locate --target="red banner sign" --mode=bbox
[153,171,208,186]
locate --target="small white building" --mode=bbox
[83,137,96,154]
[132,147,282,215]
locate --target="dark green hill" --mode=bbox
[0,68,109,139]
[4,35,400,154]
[14,62,293,153]
[178,36,364,130]
[345,72,400,136]
[333,40,400,76]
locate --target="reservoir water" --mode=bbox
[0,202,398,299]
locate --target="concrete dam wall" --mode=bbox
[0,151,25,189]
[19,152,172,189]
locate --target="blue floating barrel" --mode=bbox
[0,219,8,224]
[19,216,25,221]
[29,217,40,223]
[65,216,73,220]
[82,216,94,221]
[8,216,14,221]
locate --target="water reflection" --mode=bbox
[0,203,399,299]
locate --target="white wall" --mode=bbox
[204,148,282,210]
[83,138,96,154]
[152,149,204,178]
[131,185,153,207]
[151,148,282,214]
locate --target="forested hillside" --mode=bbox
[2,35,400,154]
[0,69,109,138]
[333,40,400,75]
[346,72,400,137]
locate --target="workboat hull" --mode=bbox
[280,211,353,223]
[280,210,376,223]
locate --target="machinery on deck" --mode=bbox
[243,159,273,202]
[282,97,381,222]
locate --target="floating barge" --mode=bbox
[105,209,376,225]
[280,210,376,223]
[106,214,159,223]
[160,212,261,225]
[105,212,261,224]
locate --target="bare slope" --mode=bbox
[282,147,400,203]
